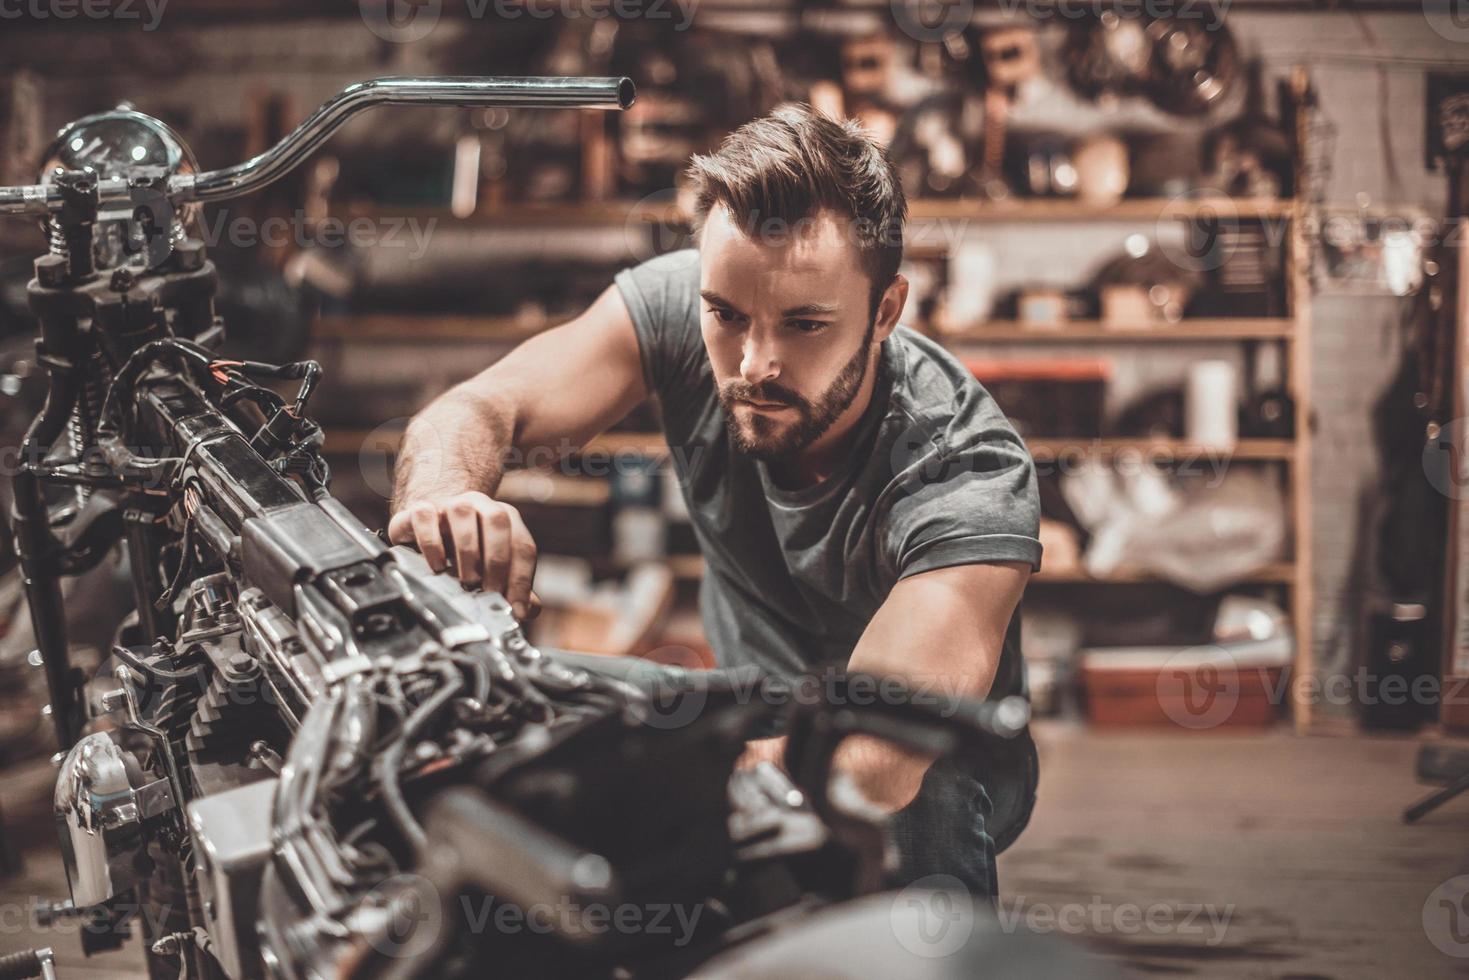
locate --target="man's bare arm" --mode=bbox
[388,283,650,613]
[739,560,1031,813]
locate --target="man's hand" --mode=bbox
[737,561,1031,813]
[387,491,541,621]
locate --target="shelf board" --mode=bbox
[338,199,684,227]
[909,196,1292,223]
[1027,437,1295,461]
[335,195,1293,229]
[1033,563,1295,586]
[325,430,1294,463]
[321,428,666,458]
[313,313,559,343]
[497,470,609,508]
[937,318,1296,342]
[313,314,1296,347]
[584,432,670,456]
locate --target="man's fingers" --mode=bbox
[391,497,539,621]
[503,509,539,619]
[446,497,483,586]
[387,509,414,544]
[407,502,447,572]
[478,501,514,595]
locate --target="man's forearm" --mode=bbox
[392,386,517,512]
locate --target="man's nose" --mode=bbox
[739,329,781,386]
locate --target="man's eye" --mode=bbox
[791,320,827,334]
[709,306,741,324]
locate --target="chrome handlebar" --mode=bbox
[0,75,635,216]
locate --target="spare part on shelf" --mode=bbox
[1204,62,1292,199]
[1090,237,1206,322]
[1144,17,1237,117]
[1064,10,1153,105]
[1065,11,1237,117]
[1072,135,1130,207]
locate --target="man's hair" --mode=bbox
[683,103,907,319]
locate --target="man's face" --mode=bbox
[698,204,889,461]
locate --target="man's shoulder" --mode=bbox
[885,325,1028,464]
[619,247,701,289]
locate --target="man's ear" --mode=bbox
[874,274,908,343]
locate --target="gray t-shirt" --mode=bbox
[613,248,1043,707]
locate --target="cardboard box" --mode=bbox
[1080,642,1290,730]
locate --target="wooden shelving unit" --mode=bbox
[933,318,1296,343]
[1033,563,1297,586]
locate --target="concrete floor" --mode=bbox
[1000,723,1469,979]
[1,723,1467,978]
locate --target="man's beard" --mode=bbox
[717,318,877,462]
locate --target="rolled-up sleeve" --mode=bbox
[882,430,1044,581]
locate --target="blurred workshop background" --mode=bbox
[2,2,1469,978]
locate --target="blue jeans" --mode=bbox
[885,756,998,899]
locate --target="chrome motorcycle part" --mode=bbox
[53,730,174,907]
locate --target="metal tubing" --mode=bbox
[177,76,634,205]
[0,76,634,215]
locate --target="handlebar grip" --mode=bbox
[0,948,47,980]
